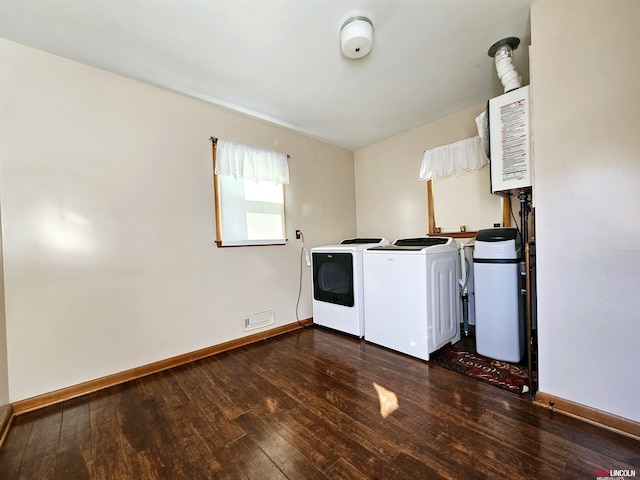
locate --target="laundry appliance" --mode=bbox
[363,237,461,360]
[311,237,389,337]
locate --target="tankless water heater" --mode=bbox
[488,85,532,194]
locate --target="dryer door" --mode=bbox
[312,252,354,307]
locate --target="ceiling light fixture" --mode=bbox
[340,16,373,59]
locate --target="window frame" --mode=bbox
[212,139,288,247]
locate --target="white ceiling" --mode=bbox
[0,0,536,150]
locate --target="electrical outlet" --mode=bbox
[295,229,302,239]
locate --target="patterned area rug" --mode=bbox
[429,343,530,394]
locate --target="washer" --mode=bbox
[311,237,389,337]
[363,237,461,361]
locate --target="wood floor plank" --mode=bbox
[531,406,640,465]
[433,429,560,480]
[15,404,62,480]
[233,407,328,480]
[322,458,372,480]
[283,331,579,479]
[134,367,191,409]
[54,397,92,480]
[88,402,131,479]
[200,349,299,416]
[235,330,476,472]
[159,365,246,449]
[161,408,245,479]
[231,343,403,464]
[192,359,253,419]
[0,415,33,479]
[52,449,91,480]
[225,434,288,480]
[327,454,419,480]
[470,399,640,478]
[389,450,470,480]
[119,376,244,478]
[1,327,638,479]
[285,404,405,479]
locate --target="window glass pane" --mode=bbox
[244,179,283,204]
[219,175,249,242]
[216,175,286,246]
[246,213,284,240]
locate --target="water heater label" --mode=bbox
[489,85,532,193]
[500,97,528,181]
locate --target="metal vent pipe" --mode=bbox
[488,37,522,92]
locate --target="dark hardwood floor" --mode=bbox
[1,326,638,479]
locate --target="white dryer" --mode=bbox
[363,237,461,361]
[311,237,389,337]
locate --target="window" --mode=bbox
[212,138,289,246]
[419,135,505,237]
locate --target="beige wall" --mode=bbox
[354,104,502,240]
[0,39,356,402]
[0,211,8,405]
[531,0,640,422]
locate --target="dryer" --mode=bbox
[311,237,389,337]
[363,237,461,361]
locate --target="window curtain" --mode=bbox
[215,139,289,185]
[419,136,488,181]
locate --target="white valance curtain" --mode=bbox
[215,139,289,185]
[419,135,488,181]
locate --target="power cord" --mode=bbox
[295,231,312,327]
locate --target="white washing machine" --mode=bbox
[363,237,461,361]
[311,237,389,337]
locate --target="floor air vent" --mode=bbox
[243,310,275,331]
